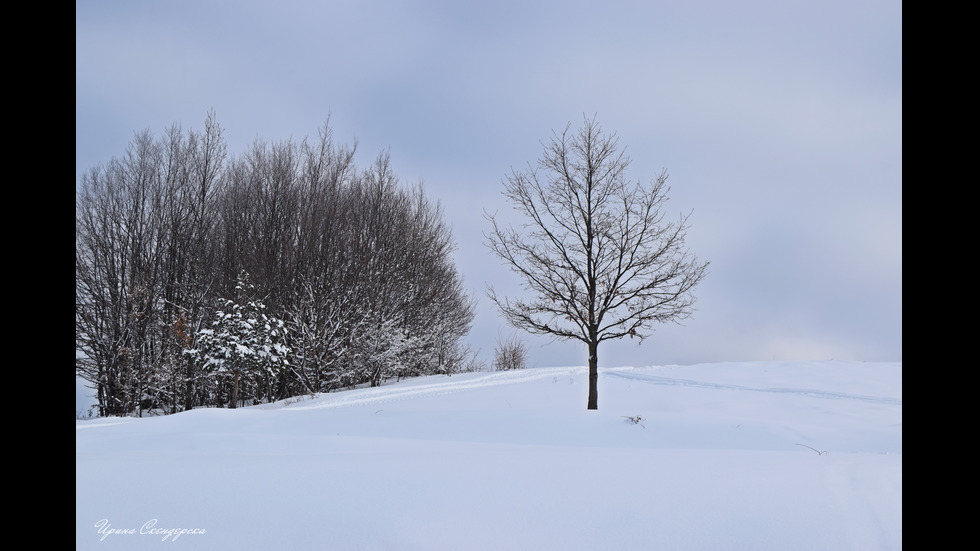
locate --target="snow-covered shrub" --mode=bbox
[185,272,291,408]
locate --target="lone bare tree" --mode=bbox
[485,115,709,410]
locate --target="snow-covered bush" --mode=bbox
[351,317,415,387]
[185,272,291,408]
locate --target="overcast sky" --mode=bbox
[76,0,902,368]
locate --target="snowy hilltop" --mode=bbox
[76,360,902,550]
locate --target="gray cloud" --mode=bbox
[76,0,901,367]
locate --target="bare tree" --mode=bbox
[492,332,528,371]
[76,115,228,416]
[79,114,476,414]
[485,115,709,410]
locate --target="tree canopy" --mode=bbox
[76,113,476,415]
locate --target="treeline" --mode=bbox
[76,113,476,417]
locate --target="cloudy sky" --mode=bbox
[76,0,902,368]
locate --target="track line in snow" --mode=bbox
[283,367,586,411]
[75,419,132,430]
[603,370,901,405]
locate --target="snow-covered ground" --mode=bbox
[76,360,902,550]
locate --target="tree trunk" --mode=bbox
[184,359,195,411]
[587,340,598,410]
[230,370,240,409]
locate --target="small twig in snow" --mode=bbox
[796,443,828,455]
[623,415,646,428]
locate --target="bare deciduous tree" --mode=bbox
[492,333,528,371]
[485,115,709,410]
[78,114,476,415]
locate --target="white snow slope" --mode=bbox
[76,360,902,550]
